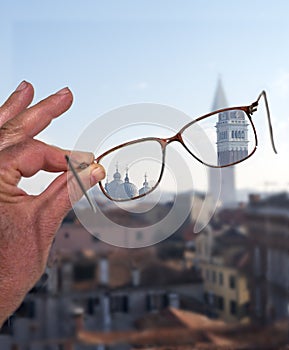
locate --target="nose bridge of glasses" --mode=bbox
[161,132,183,146]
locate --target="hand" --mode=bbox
[0,81,105,326]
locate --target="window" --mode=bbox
[230,300,237,315]
[239,302,250,318]
[218,296,224,310]
[87,297,99,315]
[111,295,129,313]
[73,263,95,282]
[229,275,236,289]
[219,272,223,286]
[146,293,168,311]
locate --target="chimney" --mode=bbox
[99,256,109,286]
[72,306,84,334]
[168,293,180,309]
[131,267,140,287]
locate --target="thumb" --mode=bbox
[67,161,106,206]
[37,161,105,222]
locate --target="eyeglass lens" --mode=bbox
[99,140,163,201]
[181,109,256,167]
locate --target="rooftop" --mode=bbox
[77,307,289,349]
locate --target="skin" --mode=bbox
[0,81,105,326]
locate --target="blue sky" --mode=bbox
[1,0,289,194]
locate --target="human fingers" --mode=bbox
[0,139,94,186]
[0,81,34,127]
[0,87,73,149]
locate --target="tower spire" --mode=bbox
[211,77,228,111]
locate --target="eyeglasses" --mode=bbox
[66,91,277,210]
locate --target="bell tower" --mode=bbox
[209,78,237,206]
[216,109,249,166]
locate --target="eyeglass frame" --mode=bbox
[66,90,277,210]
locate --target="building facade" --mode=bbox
[199,227,250,323]
[246,193,289,325]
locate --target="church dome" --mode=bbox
[105,167,123,198]
[115,170,138,199]
[139,174,152,196]
[113,170,121,180]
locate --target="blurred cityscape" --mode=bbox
[1,190,289,349]
[1,82,289,349]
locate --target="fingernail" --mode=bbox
[15,80,28,92]
[91,165,105,185]
[56,87,70,95]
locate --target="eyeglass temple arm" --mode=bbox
[251,90,277,154]
[65,155,97,213]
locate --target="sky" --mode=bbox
[1,0,289,195]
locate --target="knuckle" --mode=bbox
[0,122,26,151]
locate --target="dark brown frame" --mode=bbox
[66,90,277,207]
